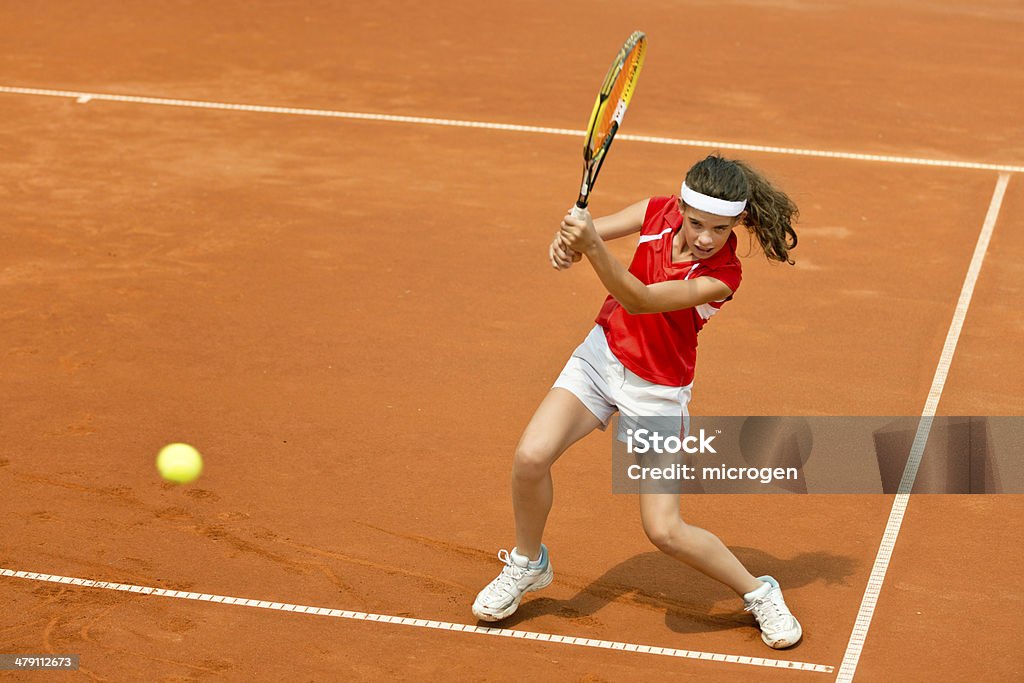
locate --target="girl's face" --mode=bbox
[679,203,741,259]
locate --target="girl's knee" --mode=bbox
[643,521,674,553]
[643,517,697,556]
[513,440,557,482]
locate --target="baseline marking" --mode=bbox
[1,85,1021,174]
[835,173,1011,682]
[0,567,833,674]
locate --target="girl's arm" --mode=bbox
[551,199,649,270]
[558,210,733,314]
[592,198,649,241]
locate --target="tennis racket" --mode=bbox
[571,31,647,220]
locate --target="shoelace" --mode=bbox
[744,595,787,628]
[489,549,528,595]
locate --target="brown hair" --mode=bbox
[683,154,799,264]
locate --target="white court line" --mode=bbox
[835,173,1012,682]
[0,567,834,674]
[1,85,1022,174]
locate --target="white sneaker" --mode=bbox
[743,575,803,649]
[472,545,553,622]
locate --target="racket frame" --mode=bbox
[574,31,647,215]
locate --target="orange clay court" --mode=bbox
[1,1,1022,680]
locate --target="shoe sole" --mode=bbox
[471,569,553,622]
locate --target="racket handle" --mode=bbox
[565,205,587,262]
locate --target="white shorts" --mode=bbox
[552,325,692,434]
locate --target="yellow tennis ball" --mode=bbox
[156,443,203,484]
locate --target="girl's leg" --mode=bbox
[638,492,763,596]
[512,388,604,560]
[472,388,604,622]
[639,493,803,649]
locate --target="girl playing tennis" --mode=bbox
[472,154,803,649]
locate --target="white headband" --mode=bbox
[680,182,747,217]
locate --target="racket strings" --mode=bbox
[586,37,645,163]
[577,31,646,208]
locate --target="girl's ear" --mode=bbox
[734,210,749,227]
